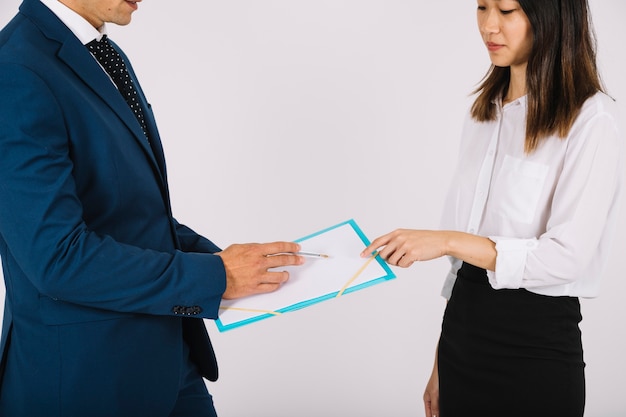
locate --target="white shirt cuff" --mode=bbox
[487,236,539,289]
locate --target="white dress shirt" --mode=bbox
[441,92,624,299]
[39,1,121,89]
[39,0,106,44]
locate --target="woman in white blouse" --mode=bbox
[362,0,623,416]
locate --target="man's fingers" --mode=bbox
[264,253,304,268]
[262,241,301,256]
[222,271,289,299]
[242,273,290,297]
[259,269,290,285]
[220,242,304,299]
[255,282,283,294]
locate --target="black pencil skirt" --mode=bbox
[438,262,585,417]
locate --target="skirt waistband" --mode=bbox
[457,261,489,285]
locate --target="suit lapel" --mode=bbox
[57,40,161,169]
[20,0,164,182]
[21,0,175,222]
[60,41,176,212]
[115,43,169,182]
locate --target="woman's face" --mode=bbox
[476,0,533,70]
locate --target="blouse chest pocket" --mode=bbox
[491,155,549,224]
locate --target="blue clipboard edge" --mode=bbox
[215,219,396,332]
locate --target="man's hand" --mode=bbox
[216,241,304,299]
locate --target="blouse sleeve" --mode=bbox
[441,256,463,299]
[487,107,623,296]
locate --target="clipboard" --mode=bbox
[215,219,395,331]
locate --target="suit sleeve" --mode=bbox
[174,220,222,254]
[0,63,226,319]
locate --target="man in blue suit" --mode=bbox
[0,0,305,415]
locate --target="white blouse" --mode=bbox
[441,92,624,299]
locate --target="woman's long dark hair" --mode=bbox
[471,0,603,153]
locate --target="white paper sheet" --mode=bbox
[215,219,395,331]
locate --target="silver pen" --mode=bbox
[267,251,329,258]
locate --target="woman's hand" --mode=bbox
[423,352,440,417]
[360,229,449,268]
[361,229,497,271]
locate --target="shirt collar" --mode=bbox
[39,0,108,44]
[493,94,528,109]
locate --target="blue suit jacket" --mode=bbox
[0,1,227,415]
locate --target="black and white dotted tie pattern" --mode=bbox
[87,35,149,140]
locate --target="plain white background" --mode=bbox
[1,1,625,416]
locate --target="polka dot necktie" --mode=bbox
[87,35,149,140]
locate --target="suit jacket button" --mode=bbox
[172,305,203,315]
